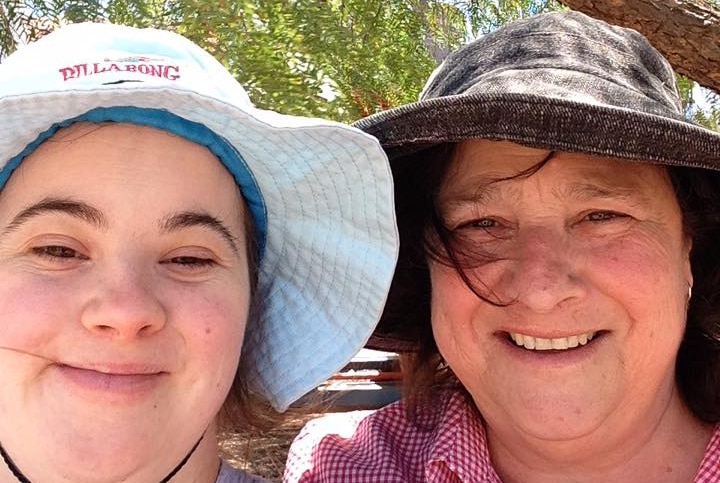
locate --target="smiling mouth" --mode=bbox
[55,364,167,398]
[508,331,599,351]
[58,363,165,376]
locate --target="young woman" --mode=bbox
[0,22,398,483]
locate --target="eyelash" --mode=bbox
[469,219,496,228]
[31,245,87,261]
[585,211,625,222]
[453,218,500,231]
[453,210,627,231]
[160,256,217,270]
[30,246,217,270]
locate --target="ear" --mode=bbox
[683,235,693,289]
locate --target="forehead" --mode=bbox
[0,123,244,227]
[0,122,241,206]
[17,121,218,170]
[440,139,672,203]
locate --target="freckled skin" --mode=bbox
[0,123,251,483]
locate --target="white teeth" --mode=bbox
[523,336,535,350]
[551,338,567,350]
[535,337,552,350]
[509,332,598,351]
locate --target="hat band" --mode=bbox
[0,106,268,257]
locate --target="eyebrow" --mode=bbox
[2,198,240,255]
[559,181,649,205]
[442,179,649,208]
[4,197,108,235]
[159,211,240,255]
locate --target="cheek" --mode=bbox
[0,275,73,352]
[430,264,465,340]
[586,238,689,352]
[588,236,687,309]
[429,262,477,317]
[170,285,250,385]
[429,263,490,366]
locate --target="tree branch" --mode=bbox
[558,0,720,94]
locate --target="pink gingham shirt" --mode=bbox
[284,391,720,482]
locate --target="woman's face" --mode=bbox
[0,123,251,482]
[430,140,693,444]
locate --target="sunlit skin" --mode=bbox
[430,139,712,482]
[0,123,251,483]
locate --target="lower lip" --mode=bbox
[54,365,166,400]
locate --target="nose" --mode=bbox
[80,268,166,340]
[500,227,586,312]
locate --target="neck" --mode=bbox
[488,387,714,483]
[0,428,221,483]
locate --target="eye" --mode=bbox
[585,211,626,222]
[455,218,499,230]
[31,245,88,261]
[471,219,497,228]
[450,217,512,248]
[160,256,217,270]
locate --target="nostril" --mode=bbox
[93,324,116,334]
[137,323,158,335]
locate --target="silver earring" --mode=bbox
[688,284,693,300]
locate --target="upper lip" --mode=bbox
[498,329,601,339]
[503,330,607,351]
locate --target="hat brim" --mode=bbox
[355,92,720,167]
[0,86,399,410]
[355,92,720,353]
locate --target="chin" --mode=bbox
[47,446,149,482]
[502,397,614,443]
[513,415,605,443]
[477,384,617,444]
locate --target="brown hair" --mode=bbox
[386,143,460,419]
[218,189,288,432]
[219,192,323,433]
[669,166,720,422]
[393,143,720,424]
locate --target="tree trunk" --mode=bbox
[557,0,720,94]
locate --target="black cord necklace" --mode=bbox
[0,435,204,483]
[0,443,28,483]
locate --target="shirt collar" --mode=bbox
[425,391,501,482]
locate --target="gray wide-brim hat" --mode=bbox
[0,22,399,410]
[355,10,720,352]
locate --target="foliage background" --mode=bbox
[1,0,718,128]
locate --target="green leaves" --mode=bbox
[2,0,718,130]
[0,1,55,58]
[461,0,563,35]
[0,0,461,122]
[678,74,720,129]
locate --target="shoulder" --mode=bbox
[696,423,720,480]
[217,460,269,483]
[283,400,422,482]
[283,391,484,483]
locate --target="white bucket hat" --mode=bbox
[0,22,398,411]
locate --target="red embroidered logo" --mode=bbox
[59,56,180,81]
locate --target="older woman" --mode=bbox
[0,22,398,483]
[285,11,720,483]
